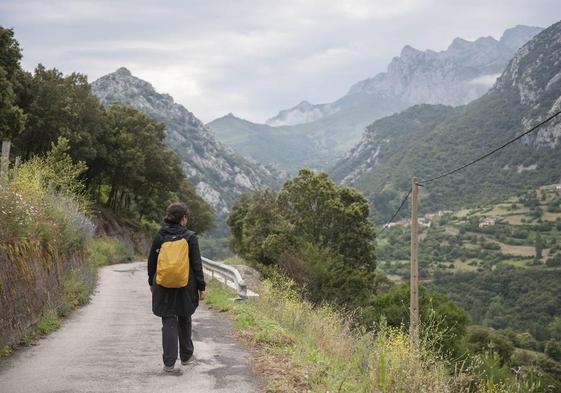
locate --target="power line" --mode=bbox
[419,110,561,185]
[378,109,561,230]
[380,187,412,233]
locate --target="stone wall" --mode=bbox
[0,243,92,346]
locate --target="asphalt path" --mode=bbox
[0,261,262,393]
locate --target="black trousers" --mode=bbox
[161,315,193,367]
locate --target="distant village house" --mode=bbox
[424,210,453,221]
[479,216,505,228]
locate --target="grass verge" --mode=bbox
[204,277,456,392]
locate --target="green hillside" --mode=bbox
[378,184,561,279]
[331,21,561,223]
[207,114,323,172]
[208,94,407,173]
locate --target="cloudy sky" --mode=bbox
[0,0,558,122]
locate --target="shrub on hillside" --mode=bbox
[1,139,95,249]
[227,169,380,311]
[5,138,95,253]
[366,283,470,357]
[0,184,36,240]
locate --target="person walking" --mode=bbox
[147,202,206,373]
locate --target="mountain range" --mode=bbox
[208,25,543,172]
[91,68,279,222]
[331,20,561,221]
[89,22,556,229]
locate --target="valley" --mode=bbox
[375,184,561,383]
[378,183,561,280]
[2,8,561,391]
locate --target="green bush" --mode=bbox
[2,138,95,254]
[87,237,133,268]
[465,326,515,364]
[0,343,13,357]
[36,310,61,335]
[545,340,561,362]
[367,284,470,357]
[61,268,92,315]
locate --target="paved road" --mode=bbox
[0,262,262,393]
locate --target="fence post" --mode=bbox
[13,156,20,180]
[410,176,420,348]
[1,141,10,180]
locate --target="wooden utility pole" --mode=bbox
[410,176,420,347]
[1,141,10,180]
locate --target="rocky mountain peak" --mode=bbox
[500,25,544,51]
[91,69,278,217]
[494,20,561,147]
[331,21,561,219]
[399,44,422,59]
[296,100,313,109]
[267,25,542,129]
[114,67,132,77]
[449,36,469,47]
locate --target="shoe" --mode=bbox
[163,365,180,374]
[181,355,193,365]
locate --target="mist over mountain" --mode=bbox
[91,68,279,219]
[265,101,334,127]
[271,25,542,127]
[331,21,561,221]
[211,25,542,172]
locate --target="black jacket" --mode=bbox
[147,224,206,317]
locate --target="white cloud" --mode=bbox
[468,73,501,86]
[334,0,422,20]
[1,0,558,122]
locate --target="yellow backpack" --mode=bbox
[156,235,189,288]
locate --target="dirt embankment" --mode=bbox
[91,208,152,256]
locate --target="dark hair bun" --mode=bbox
[164,202,190,224]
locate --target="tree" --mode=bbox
[13,65,105,164]
[96,104,214,227]
[228,189,295,266]
[546,253,561,267]
[278,169,376,270]
[464,326,515,364]
[0,27,26,140]
[536,232,543,260]
[549,317,561,341]
[228,169,381,310]
[545,340,561,362]
[0,26,214,232]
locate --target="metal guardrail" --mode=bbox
[202,257,248,299]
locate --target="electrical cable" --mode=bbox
[419,110,561,185]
